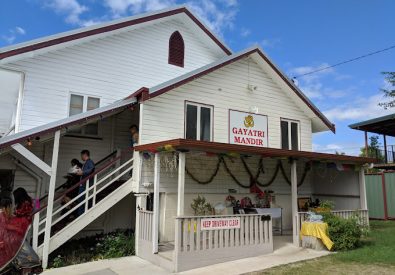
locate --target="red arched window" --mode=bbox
[168,31,184,67]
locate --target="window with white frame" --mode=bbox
[281,119,300,150]
[68,94,100,136]
[185,102,213,141]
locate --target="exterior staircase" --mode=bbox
[31,153,135,265]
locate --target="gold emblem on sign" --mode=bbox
[244,115,254,128]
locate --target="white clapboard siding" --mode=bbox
[6,19,223,132]
[141,58,313,151]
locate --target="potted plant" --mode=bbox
[191,195,213,216]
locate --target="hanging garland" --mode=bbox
[183,151,310,188]
[221,156,251,188]
[240,156,280,187]
[185,155,222,185]
[278,160,311,187]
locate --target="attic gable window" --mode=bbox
[168,31,185,67]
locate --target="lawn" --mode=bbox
[256,221,395,274]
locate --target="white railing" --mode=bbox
[32,156,134,252]
[138,210,153,242]
[174,214,273,272]
[296,209,369,247]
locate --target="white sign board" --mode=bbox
[229,110,268,147]
[201,217,241,230]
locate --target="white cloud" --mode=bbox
[44,0,89,25]
[240,27,250,37]
[261,38,280,49]
[313,142,362,156]
[41,0,238,35]
[103,0,176,16]
[1,26,26,44]
[186,0,238,35]
[289,63,351,99]
[15,27,26,35]
[324,93,393,122]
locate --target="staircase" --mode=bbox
[31,153,135,261]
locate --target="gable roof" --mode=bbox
[132,46,335,133]
[0,6,231,62]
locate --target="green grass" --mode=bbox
[330,220,395,265]
[254,221,395,274]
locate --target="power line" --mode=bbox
[292,44,395,79]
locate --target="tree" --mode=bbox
[378,72,395,109]
[360,135,383,160]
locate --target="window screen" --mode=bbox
[186,104,197,140]
[69,94,83,116]
[281,120,289,150]
[200,107,211,141]
[291,122,299,150]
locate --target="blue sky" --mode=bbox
[1,0,394,154]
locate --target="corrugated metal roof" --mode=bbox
[0,97,136,149]
[349,113,395,136]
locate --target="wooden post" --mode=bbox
[291,159,298,246]
[359,168,367,210]
[32,212,40,252]
[42,130,60,269]
[134,152,144,256]
[177,152,186,216]
[364,131,369,157]
[384,135,388,163]
[152,153,160,254]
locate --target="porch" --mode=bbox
[133,139,374,272]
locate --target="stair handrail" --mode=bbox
[38,149,119,202]
[32,153,124,216]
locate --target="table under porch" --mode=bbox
[133,139,375,272]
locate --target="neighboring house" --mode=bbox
[0,6,374,272]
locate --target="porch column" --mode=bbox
[359,167,367,210]
[42,130,60,269]
[152,152,160,254]
[291,159,298,246]
[177,152,186,216]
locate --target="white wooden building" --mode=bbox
[0,6,373,272]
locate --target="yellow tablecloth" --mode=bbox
[300,222,333,250]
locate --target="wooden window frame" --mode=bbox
[67,93,102,138]
[184,101,214,142]
[280,118,301,151]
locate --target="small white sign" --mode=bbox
[201,217,241,230]
[229,110,268,147]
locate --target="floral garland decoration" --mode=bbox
[185,155,222,185]
[278,160,311,187]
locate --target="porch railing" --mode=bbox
[32,154,134,251]
[174,214,273,272]
[296,209,369,247]
[138,210,153,242]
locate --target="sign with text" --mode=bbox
[200,217,241,230]
[229,110,268,147]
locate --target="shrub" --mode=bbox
[97,231,135,259]
[322,213,362,251]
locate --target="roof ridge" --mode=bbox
[0,5,231,60]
